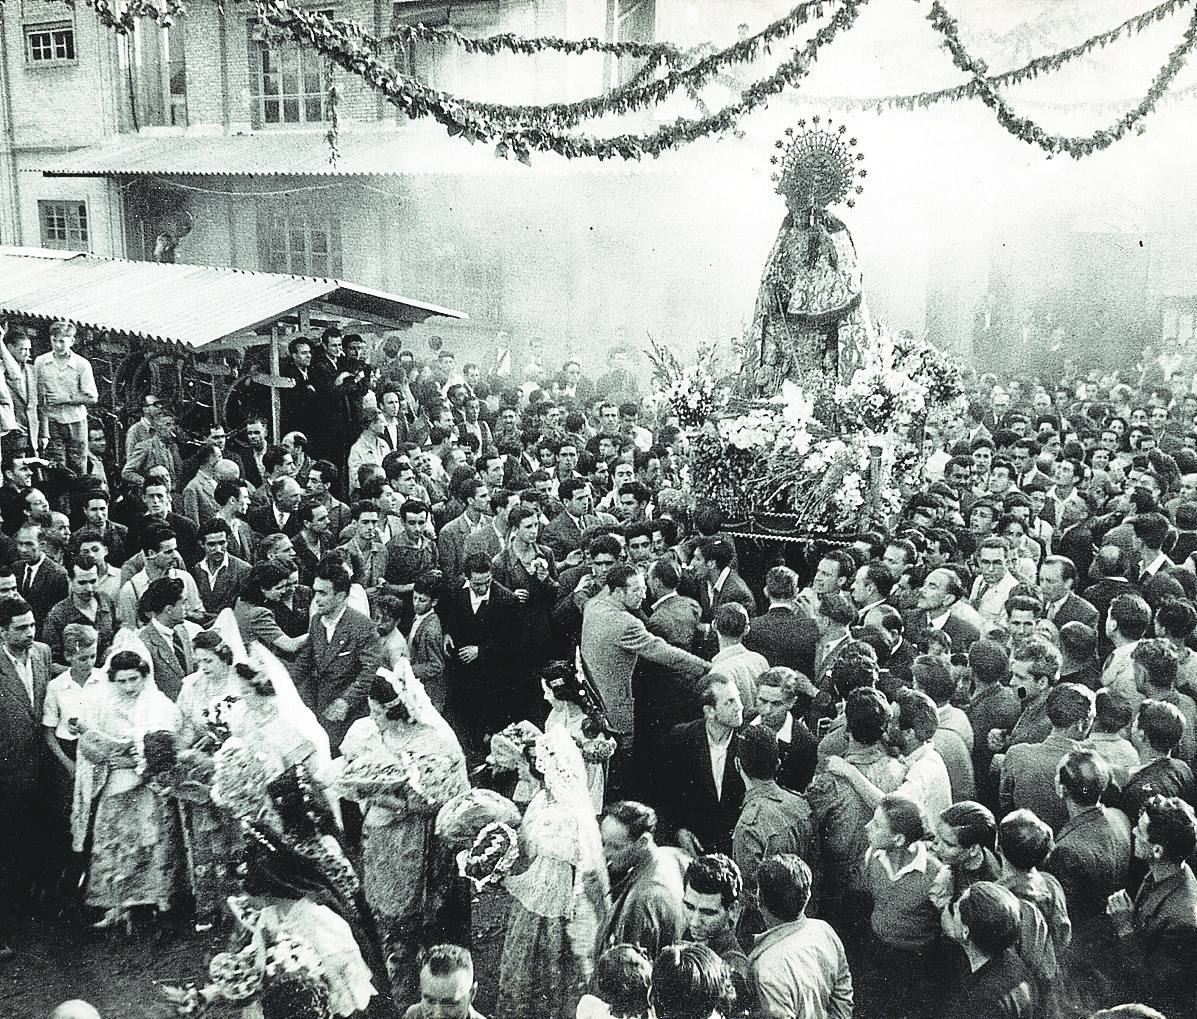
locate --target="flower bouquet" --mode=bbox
[330,747,423,801]
[436,788,522,850]
[456,821,519,892]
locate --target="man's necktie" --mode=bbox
[172,630,190,675]
[21,564,32,595]
[972,581,989,609]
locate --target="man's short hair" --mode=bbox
[817,591,856,627]
[1141,795,1197,864]
[763,565,798,603]
[351,499,381,522]
[139,524,176,555]
[845,687,891,746]
[141,576,184,616]
[1131,512,1171,551]
[214,479,244,506]
[1045,682,1096,729]
[603,800,657,838]
[694,536,734,571]
[958,882,1021,954]
[462,552,493,578]
[200,517,231,540]
[913,655,956,705]
[0,596,30,629]
[1056,748,1111,806]
[1010,635,1061,680]
[649,944,732,1019]
[648,558,680,592]
[313,553,352,594]
[1110,593,1153,641]
[713,602,749,640]
[684,853,743,909]
[862,560,897,597]
[896,687,939,744]
[1136,699,1187,755]
[421,943,473,980]
[756,854,812,922]
[604,564,641,593]
[737,724,780,781]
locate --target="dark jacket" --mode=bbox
[742,605,819,678]
[945,948,1038,1019]
[659,719,744,855]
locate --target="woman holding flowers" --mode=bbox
[496,726,611,1019]
[336,660,469,998]
[78,643,184,932]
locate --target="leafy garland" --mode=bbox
[325,59,340,169]
[384,18,689,61]
[366,0,839,132]
[811,0,1193,114]
[926,0,1197,158]
[21,0,1197,162]
[254,0,867,163]
[61,0,183,34]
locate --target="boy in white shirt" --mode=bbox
[42,623,102,776]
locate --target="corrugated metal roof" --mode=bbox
[39,125,708,179]
[0,247,464,347]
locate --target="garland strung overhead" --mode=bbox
[21,0,1197,162]
[255,0,866,162]
[368,0,838,131]
[812,0,1194,113]
[927,0,1197,158]
[60,0,182,33]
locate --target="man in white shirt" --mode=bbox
[970,537,1020,625]
[34,321,97,476]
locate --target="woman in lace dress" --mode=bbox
[496,726,611,1019]
[338,661,470,999]
[79,646,185,930]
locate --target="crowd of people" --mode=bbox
[3,315,1197,1019]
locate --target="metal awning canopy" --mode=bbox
[0,246,465,348]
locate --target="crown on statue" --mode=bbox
[770,116,867,212]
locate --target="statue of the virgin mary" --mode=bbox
[740,118,871,426]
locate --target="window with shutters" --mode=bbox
[38,201,89,251]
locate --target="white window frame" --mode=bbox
[38,199,90,251]
[25,21,76,66]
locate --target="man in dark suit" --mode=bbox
[0,595,50,959]
[634,558,705,795]
[743,566,819,678]
[193,518,251,616]
[13,523,67,630]
[247,477,304,541]
[691,537,757,622]
[541,478,598,561]
[1040,555,1098,629]
[291,554,382,750]
[137,576,196,701]
[280,337,321,438]
[752,666,819,793]
[1046,749,1132,968]
[658,674,745,856]
[130,473,201,566]
[910,568,983,654]
[440,551,519,761]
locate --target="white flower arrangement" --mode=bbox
[661,363,718,429]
